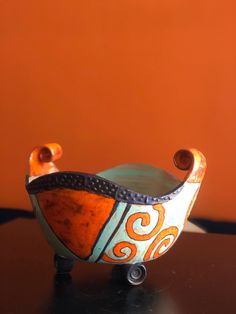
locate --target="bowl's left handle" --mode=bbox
[29,143,62,177]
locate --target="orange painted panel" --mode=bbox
[36,189,115,259]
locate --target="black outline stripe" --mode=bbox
[95,203,131,263]
[88,201,120,260]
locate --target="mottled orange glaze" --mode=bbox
[126,204,165,241]
[144,226,179,261]
[29,143,62,176]
[36,189,115,259]
[102,242,137,263]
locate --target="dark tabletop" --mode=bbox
[0,215,236,314]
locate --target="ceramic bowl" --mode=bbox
[26,143,206,285]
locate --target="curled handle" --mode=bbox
[173,148,207,184]
[29,143,62,176]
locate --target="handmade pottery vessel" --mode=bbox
[26,143,206,285]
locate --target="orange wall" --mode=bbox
[0,0,235,221]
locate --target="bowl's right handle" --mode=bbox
[174,148,207,184]
[173,148,207,221]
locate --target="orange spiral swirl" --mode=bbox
[102,241,137,263]
[126,204,165,241]
[144,226,179,261]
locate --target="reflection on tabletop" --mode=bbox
[50,272,180,314]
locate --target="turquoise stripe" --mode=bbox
[31,194,79,260]
[88,202,128,262]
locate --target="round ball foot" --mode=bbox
[126,264,147,286]
[112,263,147,286]
[54,254,74,275]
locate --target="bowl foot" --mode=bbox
[54,254,75,274]
[112,263,147,286]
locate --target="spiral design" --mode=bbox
[144,226,179,261]
[29,143,62,176]
[102,241,137,263]
[126,204,165,241]
[174,149,193,170]
[174,149,206,183]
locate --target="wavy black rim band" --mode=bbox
[26,171,183,205]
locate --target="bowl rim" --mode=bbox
[25,170,184,205]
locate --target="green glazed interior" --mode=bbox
[97,164,181,197]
